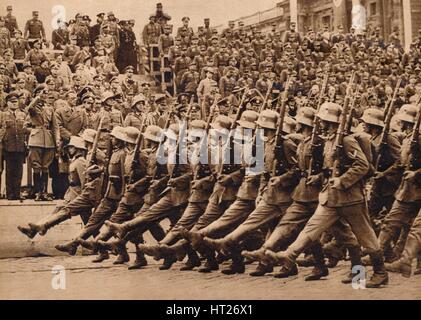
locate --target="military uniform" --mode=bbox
[0,24,11,52]
[4,14,18,35]
[24,48,47,67]
[11,37,30,59]
[52,28,69,50]
[24,17,45,42]
[0,107,28,199]
[117,27,138,73]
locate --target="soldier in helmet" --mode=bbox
[258,102,389,288]
[360,108,401,233]
[374,104,421,267]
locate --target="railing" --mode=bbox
[232,5,285,28]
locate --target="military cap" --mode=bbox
[124,127,141,144]
[398,104,418,124]
[33,11,39,15]
[237,110,259,129]
[7,5,12,10]
[256,110,279,130]
[83,15,91,21]
[110,75,120,83]
[131,94,146,108]
[33,84,48,95]
[144,125,163,143]
[296,107,317,127]
[141,81,152,87]
[211,115,233,132]
[110,126,126,141]
[6,91,21,102]
[317,102,342,123]
[123,65,134,73]
[81,92,95,102]
[361,108,385,127]
[204,18,210,22]
[67,136,87,150]
[149,14,156,20]
[81,129,97,144]
[182,17,190,22]
[78,86,94,99]
[107,11,115,16]
[154,93,166,103]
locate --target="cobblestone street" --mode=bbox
[0,255,420,300]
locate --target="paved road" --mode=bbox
[0,254,420,300]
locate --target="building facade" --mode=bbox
[228,0,420,48]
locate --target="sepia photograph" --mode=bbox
[0,0,420,304]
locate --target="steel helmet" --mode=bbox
[124,126,140,144]
[67,136,87,150]
[317,102,342,123]
[189,120,207,138]
[210,115,233,132]
[143,125,163,143]
[110,126,126,141]
[237,110,259,129]
[81,129,97,144]
[397,104,418,124]
[296,107,317,127]
[361,108,385,127]
[256,109,279,129]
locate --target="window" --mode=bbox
[370,2,377,16]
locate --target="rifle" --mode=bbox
[271,76,293,177]
[375,78,402,171]
[128,104,151,184]
[87,116,104,166]
[307,74,329,178]
[331,72,356,178]
[407,98,421,170]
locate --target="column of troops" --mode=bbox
[0,3,420,288]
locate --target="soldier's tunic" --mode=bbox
[4,14,18,34]
[177,25,194,47]
[142,22,161,47]
[55,104,88,143]
[78,146,126,239]
[52,28,69,50]
[379,133,421,249]
[24,48,47,67]
[11,38,30,59]
[24,18,45,41]
[63,44,80,64]
[290,133,380,253]
[117,28,138,73]
[0,27,11,52]
[27,104,60,173]
[0,109,28,199]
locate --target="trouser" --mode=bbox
[161,201,208,245]
[224,199,290,243]
[191,197,234,232]
[123,193,185,244]
[378,200,421,252]
[49,157,68,199]
[4,151,25,199]
[28,147,55,173]
[199,199,256,238]
[403,210,421,260]
[290,202,380,257]
[79,197,119,240]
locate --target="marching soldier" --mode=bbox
[0,92,28,200]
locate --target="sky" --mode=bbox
[4,0,278,39]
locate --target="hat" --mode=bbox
[154,93,166,103]
[124,65,134,73]
[256,110,279,129]
[97,12,105,18]
[296,107,317,127]
[131,94,146,108]
[110,126,126,141]
[317,102,342,123]
[67,136,87,150]
[6,91,21,102]
[33,11,39,15]
[182,17,190,22]
[164,123,180,141]
[211,115,233,132]
[237,110,259,129]
[143,125,163,143]
[101,92,116,103]
[107,11,115,16]
[398,104,419,124]
[7,5,12,10]
[124,127,140,144]
[81,129,97,143]
[361,108,385,127]
[189,120,207,138]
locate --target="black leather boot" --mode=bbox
[128,245,148,270]
[198,254,219,273]
[33,172,42,201]
[41,172,53,201]
[92,250,110,263]
[366,251,389,288]
[304,243,329,281]
[55,240,78,255]
[249,263,273,277]
[159,255,177,270]
[342,246,363,284]
[180,249,201,271]
[113,246,130,264]
[273,263,298,278]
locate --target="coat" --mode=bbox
[55,104,88,142]
[26,105,60,148]
[0,110,28,153]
